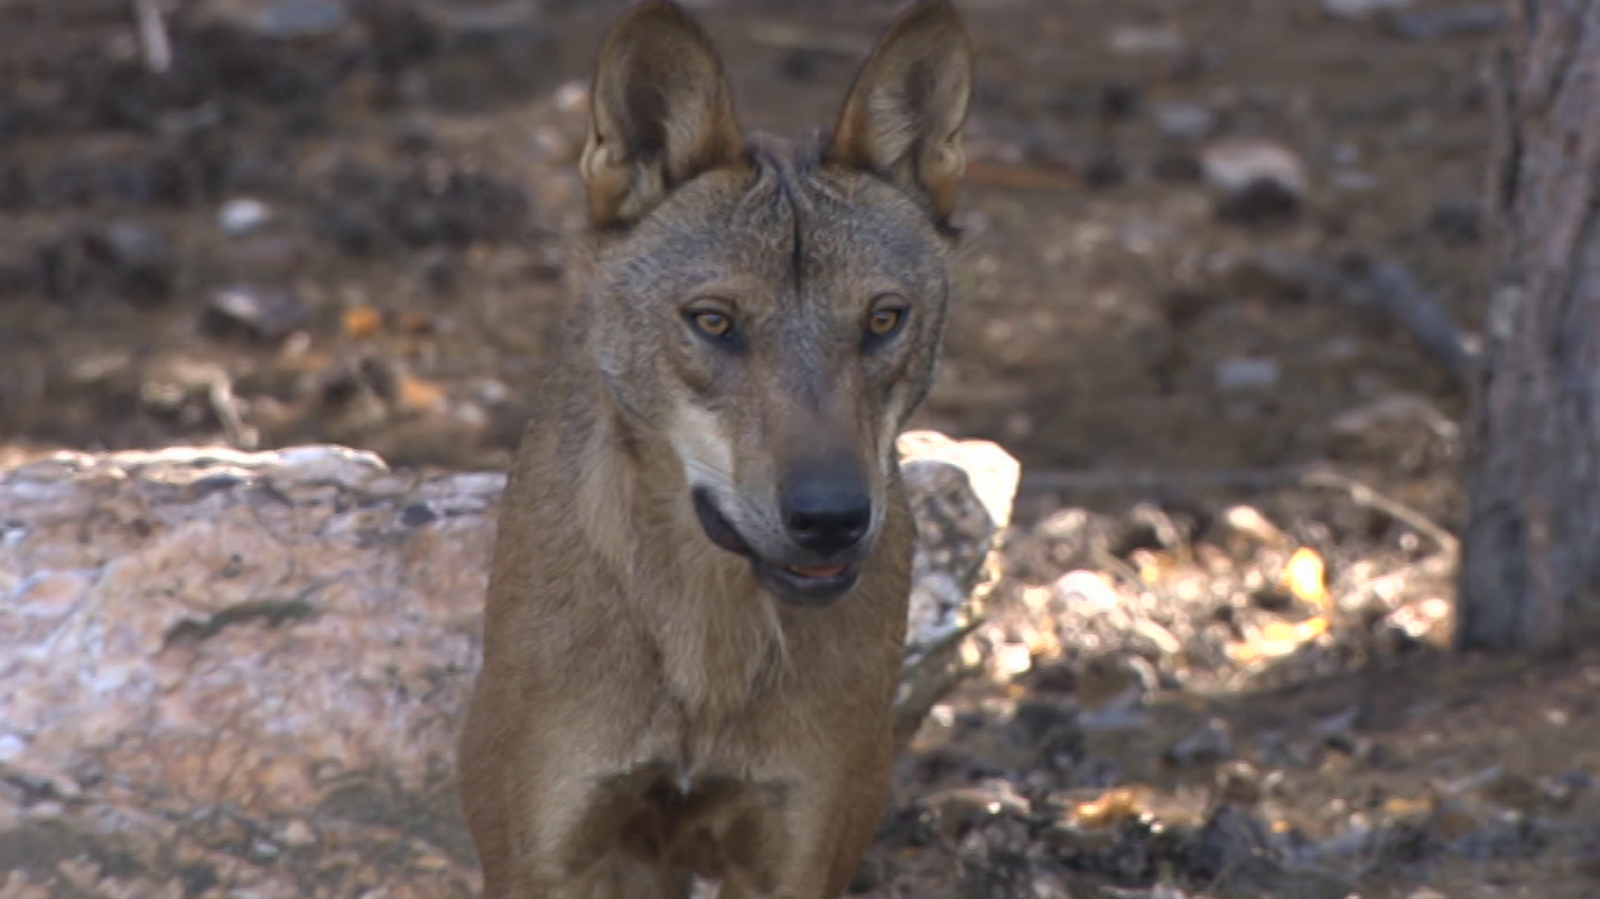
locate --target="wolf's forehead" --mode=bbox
[602,169,942,301]
[738,175,942,283]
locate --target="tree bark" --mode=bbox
[1458,0,1600,650]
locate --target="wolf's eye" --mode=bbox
[865,302,908,340]
[689,309,734,338]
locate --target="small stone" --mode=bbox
[1052,570,1122,614]
[399,503,438,528]
[474,378,513,406]
[281,819,317,847]
[1152,102,1215,141]
[1203,137,1305,191]
[1322,0,1411,18]
[1217,504,1290,547]
[994,642,1033,678]
[1108,25,1185,56]
[202,285,311,342]
[1201,137,1306,224]
[1213,356,1280,391]
[218,198,273,236]
[258,0,350,39]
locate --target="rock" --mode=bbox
[1152,102,1216,141]
[201,284,311,342]
[218,197,273,236]
[0,433,1016,895]
[1201,138,1305,196]
[1200,137,1306,224]
[893,431,1022,747]
[1213,356,1281,391]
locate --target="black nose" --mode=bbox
[780,469,872,557]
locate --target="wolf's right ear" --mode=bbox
[580,1,749,229]
[826,0,973,225]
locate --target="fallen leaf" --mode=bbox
[1283,547,1329,609]
[343,306,383,339]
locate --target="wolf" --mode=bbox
[456,1,973,896]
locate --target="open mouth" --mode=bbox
[691,488,861,605]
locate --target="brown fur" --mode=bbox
[456,2,973,897]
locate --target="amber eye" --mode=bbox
[689,309,734,338]
[867,305,906,338]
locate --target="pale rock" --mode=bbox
[0,432,1019,896]
[1201,137,1306,195]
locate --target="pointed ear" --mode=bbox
[580,1,749,229]
[825,0,973,223]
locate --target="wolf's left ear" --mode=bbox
[825,0,973,223]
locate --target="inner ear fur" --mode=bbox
[825,0,974,223]
[580,0,750,229]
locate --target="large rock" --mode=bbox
[0,432,1017,898]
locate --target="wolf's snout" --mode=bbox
[779,467,872,557]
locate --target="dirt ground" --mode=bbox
[3,0,1596,897]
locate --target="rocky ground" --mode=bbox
[3,0,1598,896]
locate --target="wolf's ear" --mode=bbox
[825,0,973,223]
[580,1,748,229]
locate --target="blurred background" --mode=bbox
[0,0,1487,485]
[9,2,1595,898]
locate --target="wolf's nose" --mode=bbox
[780,473,871,557]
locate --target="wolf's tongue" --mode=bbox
[786,564,847,579]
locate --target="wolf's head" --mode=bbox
[578,0,972,606]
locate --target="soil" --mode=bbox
[4,0,1596,897]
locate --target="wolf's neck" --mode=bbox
[568,373,787,722]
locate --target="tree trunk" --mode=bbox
[1458,0,1600,650]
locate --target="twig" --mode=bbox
[1296,466,1460,559]
[1344,255,1478,385]
[1022,461,1459,559]
[132,0,172,74]
[208,374,259,450]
